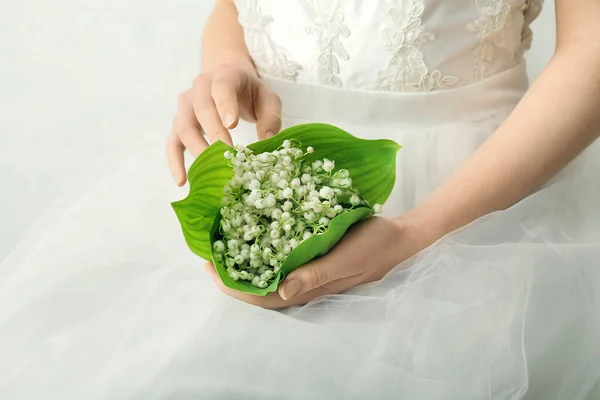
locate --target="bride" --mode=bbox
[1,0,599,398]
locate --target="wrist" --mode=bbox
[392,208,447,254]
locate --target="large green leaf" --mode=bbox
[172,123,401,296]
[248,123,401,206]
[171,141,233,260]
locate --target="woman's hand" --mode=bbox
[204,216,436,309]
[167,65,282,186]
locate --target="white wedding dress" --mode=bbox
[1,0,599,398]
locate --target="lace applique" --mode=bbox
[517,0,543,60]
[305,0,350,87]
[419,70,460,91]
[238,0,302,80]
[375,1,458,92]
[468,0,513,81]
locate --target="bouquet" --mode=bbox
[172,123,400,296]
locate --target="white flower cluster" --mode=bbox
[213,139,380,288]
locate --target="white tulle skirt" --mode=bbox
[1,64,599,399]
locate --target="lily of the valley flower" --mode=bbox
[214,140,379,288]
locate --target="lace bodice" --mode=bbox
[234,0,543,92]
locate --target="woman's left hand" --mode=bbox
[204,216,433,309]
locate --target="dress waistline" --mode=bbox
[263,63,529,127]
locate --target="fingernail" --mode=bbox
[265,131,274,139]
[280,279,300,300]
[223,113,235,128]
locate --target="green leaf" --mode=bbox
[248,123,401,206]
[171,141,233,260]
[172,123,401,296]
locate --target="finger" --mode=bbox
[211,69,243,130]
[175,91,209,157]
[278,257,361,301]
[254,82,282,140]
[177,125,209,158]
[204,262,278,307]
[204,262,322,309]
[166,129,186,186]
[204,262,367,309]
[192,75,234,146]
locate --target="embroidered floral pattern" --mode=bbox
[235,0,542,91]
[467,0,513,81]
[305,0,350,87]
[419,70,460,91]
[238,0,302,80]
[375,1,458,92]
[517,0,543,61]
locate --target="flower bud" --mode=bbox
[304,211,316,221]
[311,202,324,213]
[250,259,262,268]
[336,169,349,178]
[249,179,261,191]
[311,160,323,170]
[270,172,280,184]
[272,209,283,220]
[319,186,334,200]
[234,255,245,265]
[213,241,225,253]
[264,193,277,208]
[283,188,293,198]
[282,200,293,211]
[323,159,335,172]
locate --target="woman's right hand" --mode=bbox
[167,65,282,186]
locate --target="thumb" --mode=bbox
[254,82,282,140]
[279,259,338,301]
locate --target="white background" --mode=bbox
[0,1,556,261]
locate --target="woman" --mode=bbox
[1,0,599,398]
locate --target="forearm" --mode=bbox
[404,47,600,244]
[201,0,255,74]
